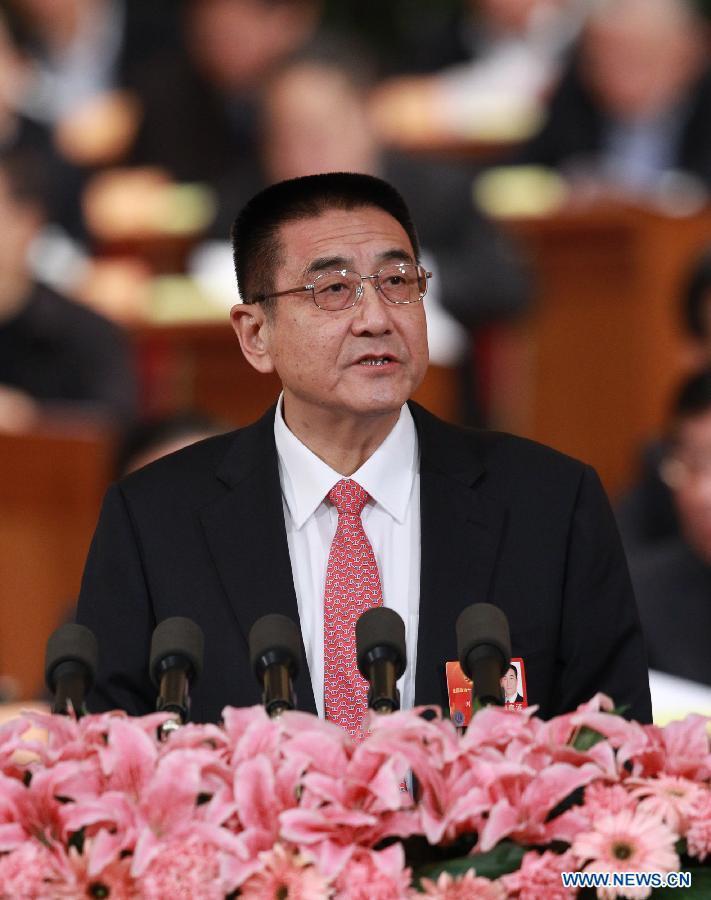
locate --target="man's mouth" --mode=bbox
[357,355,395,366]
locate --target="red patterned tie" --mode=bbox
[323,478,383,740]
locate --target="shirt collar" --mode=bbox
[274,395,418,528]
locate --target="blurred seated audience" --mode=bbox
[617,247,711,555]
[2,1,184,242]
[370,0,587,148]
[6,0,181,126]
[522,0,711,198]
[127,0,323,239]
[0,148,137,429]
[629,369,711,687]
[258,53,531,419]
[0,9,88,242]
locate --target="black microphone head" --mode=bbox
[356,607,407,679]
[456,603,512,679]
[45,623,98,693]
[149,617,204,688]
[249,614,301,681]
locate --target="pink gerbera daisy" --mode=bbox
[627,776,703,836]
[584,782,635,821]
[418,869,506,899]
[51,845,137,900]
[686,792,711,862]
[0,842,63,898]
[137,836,225,900]
[572,807,679,899]
[501,849,578,899]
[239,844,331,899]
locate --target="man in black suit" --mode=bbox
[76,172,651,724]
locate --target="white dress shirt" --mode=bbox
[274,398,420,718]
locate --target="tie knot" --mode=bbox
[328,478,369,516]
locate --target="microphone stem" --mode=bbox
[263,664,294,717]
[367,659,400,713]
[157,668,189,721]
[53,671,87,717]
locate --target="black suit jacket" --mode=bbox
[76,403,651,723]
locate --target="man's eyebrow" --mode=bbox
[304,256,352,277]
[303,248,415,278]
[376,248,415,265]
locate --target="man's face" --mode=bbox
[668,409,711,564]
[244,206,429,431]
[501,668,518,698]
[582,9,701,122]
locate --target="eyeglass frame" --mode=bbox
[247,263,433,311]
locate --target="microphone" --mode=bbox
[456,603,511,708]
[356,607,406,714]
[249,614,301,717]
[149,617,204,732]
[45,623,98,717]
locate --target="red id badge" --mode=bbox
[445,661,473,727]
[446,657,528,726]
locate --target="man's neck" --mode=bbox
[281,402,401,476]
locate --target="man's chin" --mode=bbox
[351,390,410,418]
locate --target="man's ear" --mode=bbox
[230,303,276,374]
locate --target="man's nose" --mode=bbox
[352,278,392,332]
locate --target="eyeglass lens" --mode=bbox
[313,264,426,310]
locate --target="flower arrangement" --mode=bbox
[0,694,709,898]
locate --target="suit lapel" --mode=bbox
[199,407,317,714]
[411,403,508,709]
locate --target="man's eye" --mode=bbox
[383,275,406,287]
[319,281,349,294]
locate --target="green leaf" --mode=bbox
[569,708,629,752]
[571,725,605,751]
[412,840,526,887]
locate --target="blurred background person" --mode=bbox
[3,0,183,243]
[521,0,711,198]
[369,0,588,150]
[0,147,137,429]
[6,0,181,124]
[0,9,87,242]
[617,245,711,557]
[127,0,323,238]
[630,369,711,687]
[417,0,588,140]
